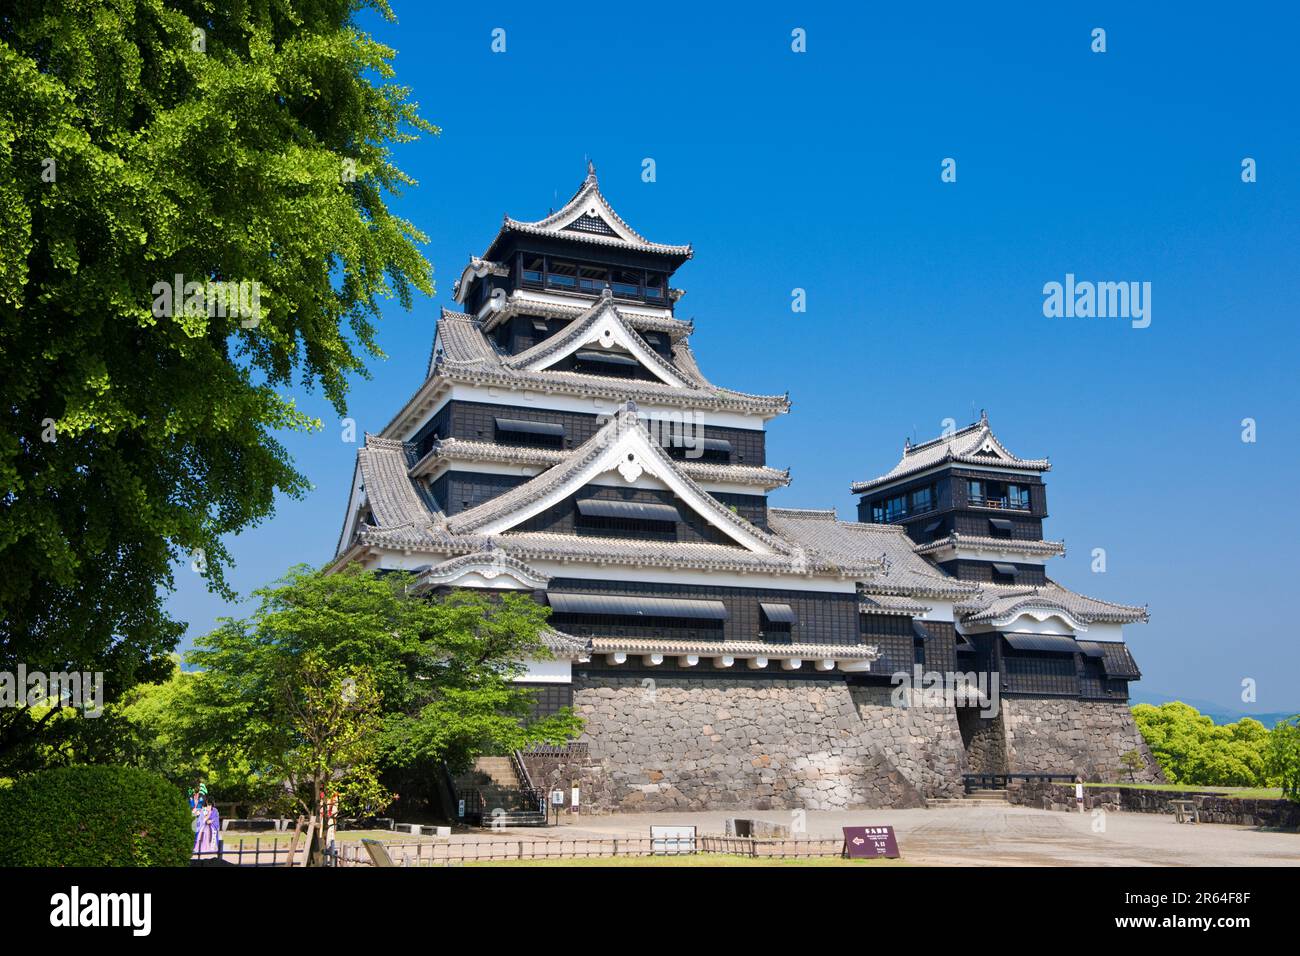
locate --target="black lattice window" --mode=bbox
[517,683,573,721]
[550,612,723,641]
[575,513,679,541]
[1001,652,1078,696]
[564,214,617,236]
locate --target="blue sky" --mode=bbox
[167,2,1300,711]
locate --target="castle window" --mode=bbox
[572,349,646,379]
[665,435,730,462]
[578,264,609,293]
[575,497,679,540]
[518,683,573,721]
[991,562,1018,584]
[611,269,642,298]
[969,480,1031,511]
[645,273,665,300]
[1007,484,1031,509]
[545,260,579,290]
[522,255,545,284]
[547,591,727,641]
[989,517,1014,538]
[495,417,565,448]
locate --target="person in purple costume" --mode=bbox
[190,781,221,856]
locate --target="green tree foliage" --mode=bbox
[1132,701,1272,787]
[0,1,435,761]
[181,565,583,813]
[1119,749,1145,781]
[1266,716,1300,802]
[0,764,191,866]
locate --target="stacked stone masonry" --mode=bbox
[1001,698,1164,782]
[562,676,1162,812]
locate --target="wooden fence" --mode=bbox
[329,835,844,866]
[191,839,301,867]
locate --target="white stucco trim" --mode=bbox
[512,658,572,684]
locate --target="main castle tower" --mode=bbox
[332,164,1160,813]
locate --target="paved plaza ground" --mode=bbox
[473,805,1299,867]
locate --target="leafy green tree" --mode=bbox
[1266,716,1300,801]
[1133,701,1273,787]
[0,0,435,761]
[277,654,386,825]
[182,565,582,814]
[1133,702,1208,784]
[1119,749,1145,782]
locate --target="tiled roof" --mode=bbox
[956,580,1148,626]
[421,309,790,418]
[859,594,933,617]
[343,422,877,577]
[443,410,794,555]
[589,636,878,661]
[851,412,1051,494]
[540,627,592,659]
[913,534,1067,558]
[479,296,694,339]
[411,550,551,591]
[357,436,440,533]
[766,508,978,599]
[355,526,875,576]
[503,292,691,388]
[483,163,693,260]
[409,436,792,489]
[1077,640,1142,679]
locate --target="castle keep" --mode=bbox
[332,164,1160,813]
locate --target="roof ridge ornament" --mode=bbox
[979,408,989,425]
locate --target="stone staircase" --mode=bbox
[927,788,1010,808]
[452,756,547,827]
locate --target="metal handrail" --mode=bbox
[968,494,1031,511]
[511,750,548,822]
[962,772,1074,793]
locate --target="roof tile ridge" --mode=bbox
[1042,576,1148,613]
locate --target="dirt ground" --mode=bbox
[470,805,1299,866]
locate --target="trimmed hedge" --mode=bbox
[0,765,192,866]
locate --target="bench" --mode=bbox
[1169,799,1199,824]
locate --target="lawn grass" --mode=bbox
[218,828,447,847]
[1082,782,1283,799]
[467,853,906,867]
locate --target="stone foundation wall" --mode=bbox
[571,674,967,813]
[517,744,612,812]
[1008,781,1300,827]
[1002,697,1164,782]
[957,708,1007,773]
[565,679,1165,812]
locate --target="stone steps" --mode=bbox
[928,789,1011,808]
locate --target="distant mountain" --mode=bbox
[1129,689,1300,729]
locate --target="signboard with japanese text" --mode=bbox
[841,826,900,859]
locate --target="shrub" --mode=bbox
[0,765,192,866]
